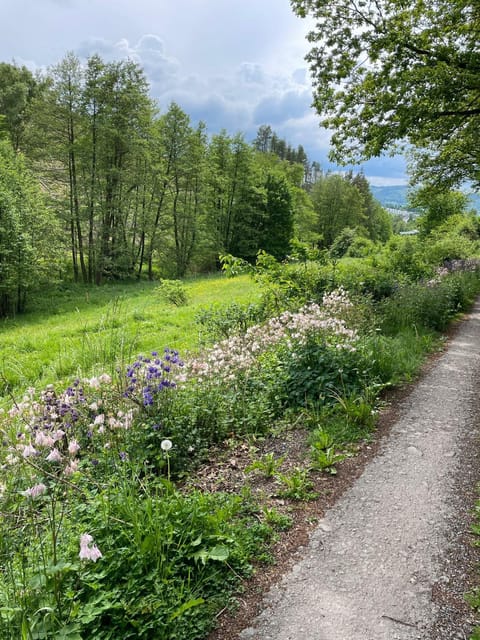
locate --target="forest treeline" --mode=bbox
[1,54,393,314]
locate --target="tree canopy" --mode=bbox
[0,51,399,300]
[0,62,40,150]
[291,0,480,189]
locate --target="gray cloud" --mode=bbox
[236,63,266,85]
[253,90,312,126]
[74,35,314,136]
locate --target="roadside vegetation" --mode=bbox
[1,234,480,638]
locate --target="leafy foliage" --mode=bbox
[291,0,480,188]
[1,208,480,639]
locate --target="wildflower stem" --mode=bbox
[22,457,87,498]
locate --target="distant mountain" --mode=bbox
[370,185,409,209]
[371,184,480,212]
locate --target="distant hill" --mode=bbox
[371,185,409,209]
[371,184,480,212]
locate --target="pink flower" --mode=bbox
[22,483,47,498]
[46,448,63,463]
[22,444,37,458]
[64,460,79,476]
[68,440,80,456]
[79,534,102,562]
[35,431,55,448]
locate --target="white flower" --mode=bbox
[79,533,102,562]
[86,377,101,390]
[161,439,172,451]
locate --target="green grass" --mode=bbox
[0,274,260,401]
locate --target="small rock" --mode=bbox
[407,445,423,456]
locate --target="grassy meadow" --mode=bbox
[0,274,259,401]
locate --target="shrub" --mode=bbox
[156,279,189,306]
[195,301,265,343]
[423,232,476,266]
[379,271,480,334]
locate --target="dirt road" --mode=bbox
[239,302,480,640]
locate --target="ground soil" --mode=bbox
[196,306,480,640]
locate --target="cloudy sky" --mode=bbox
[1,0,407,185]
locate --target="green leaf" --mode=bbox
[206,545,230,561]
[169,598,205,622]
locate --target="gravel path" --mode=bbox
[239,302,480,640]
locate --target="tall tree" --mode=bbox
[348,172,392,242]
[206,131,259,259]
[0,141,58,316]
[260,172,294,259]
[170,119,206,278]
[29,53,154,283]
[0,62,39,150]
[253,125,273,153]
[410,187,472,235]
[40,53,87,282]
[311,174,366,247]
[291,0,480,188]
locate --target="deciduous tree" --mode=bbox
[291,0,480,188]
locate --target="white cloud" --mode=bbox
[74,34,315,139]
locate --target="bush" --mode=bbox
[156,279,189,306]
[423,232,477,266]
[276,333,370,408]
[381,236,431,281]
[0,475,272,640]
[335,259,397,300]
[346,235,377,258]
[379,271,480,334]
[195,301,265,343]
